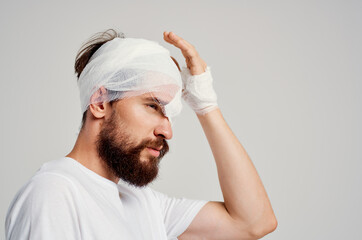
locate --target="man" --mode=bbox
[5,29,277,239]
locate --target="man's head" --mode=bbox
[74,29,181,187]
[75,29,182,130]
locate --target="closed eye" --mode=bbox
[147,103,159,110]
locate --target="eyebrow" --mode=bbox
[144,97,167,106]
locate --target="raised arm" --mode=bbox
[164,31,277,239]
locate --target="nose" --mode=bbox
[154,116,173,140]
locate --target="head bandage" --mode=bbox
[77,37,182,118]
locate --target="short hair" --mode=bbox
[75,29,124,129]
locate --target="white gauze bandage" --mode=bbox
[180,66,218,115]
[77,38,183,119]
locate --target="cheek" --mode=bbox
[117,103,157,133]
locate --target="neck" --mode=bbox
[66,123,119,184]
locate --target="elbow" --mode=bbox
[249,216,278,239]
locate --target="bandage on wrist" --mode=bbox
[180,66,218,115]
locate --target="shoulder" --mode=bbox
[19,158,81,202]
[36,157,83,180]
[6,158,82,222]
[7,171,78,215]
[6,171,81,238]
[25,157,94,192]
[29,172,77,199]
[6,173,84,240]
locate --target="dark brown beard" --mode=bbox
[96,110,169,187]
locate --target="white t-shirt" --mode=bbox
[5,157,208,240]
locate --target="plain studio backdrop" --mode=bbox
[0,0,361,239]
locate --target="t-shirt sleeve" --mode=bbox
[5,173,82,240]
[150,188,208,239]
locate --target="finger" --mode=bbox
[170,32,194,48]
[163,31,178,44]
[164,32,199,58]
[163,31,174,44]
[183,46,199,58]
[163,31,190,51]
[167,32,193,49]
[164,32,186,49]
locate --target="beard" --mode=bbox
[96,110,169,188]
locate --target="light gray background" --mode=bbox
[1,0,361,239]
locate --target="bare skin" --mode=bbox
[66,88,172,184]
[163,31,277,239]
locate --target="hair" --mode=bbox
[75,29,125,129]
[74,29,181,130]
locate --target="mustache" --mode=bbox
[158,139,169,159]
[142,138,169,158]
[132,138,170,159]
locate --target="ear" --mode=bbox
[89,86,112,119]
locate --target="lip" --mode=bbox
[147,147,160,157]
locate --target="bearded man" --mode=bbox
[5,30,277,240]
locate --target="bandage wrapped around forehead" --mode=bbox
[77,37,182,118]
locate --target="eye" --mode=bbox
[147,104,158,110]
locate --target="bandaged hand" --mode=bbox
[163,31,218,115]
[180,66,218,114]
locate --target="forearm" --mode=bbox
[197,107,277,231]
